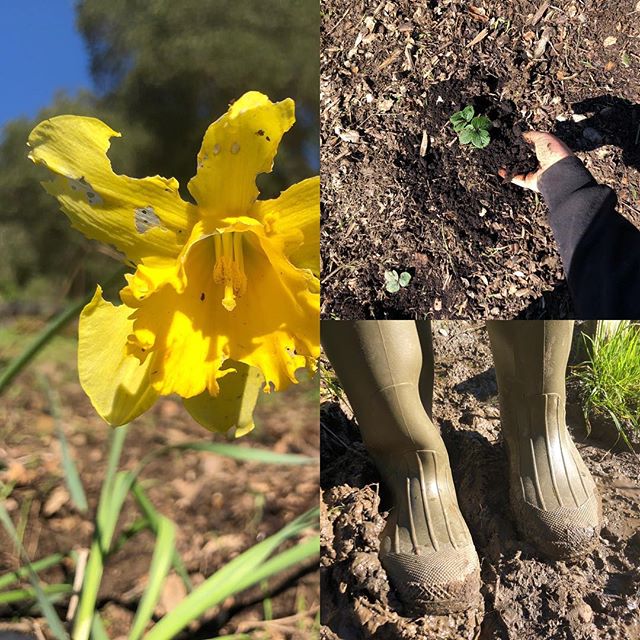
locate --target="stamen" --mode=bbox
[213,231,247,311]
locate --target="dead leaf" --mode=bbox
[43,486,69,516]
[336,128,361,144]
[533,34,550,58]
[172,478,203,507]
[2,460,32,485]
[156,573,187,616]
[603,36,617,47]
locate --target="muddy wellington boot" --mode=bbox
[322,320,481,614]
[487,320,602,559]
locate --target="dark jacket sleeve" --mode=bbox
[538,156,640,319]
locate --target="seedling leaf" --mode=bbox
[450,105,475,132]
[476,129,491,148]
[471,115,492,130]
[451,105,492,149]
[384,270,400,293]
[458,128,475,145]
[398,272,411,287]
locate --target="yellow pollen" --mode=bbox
[213,232,247,311]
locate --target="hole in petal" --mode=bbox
[231,142,240,154]
[134,206,163,233]
[212,144,221,155]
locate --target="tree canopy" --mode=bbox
[0,0,318,300]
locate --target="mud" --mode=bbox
[320,321,640,639]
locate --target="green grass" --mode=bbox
[572,321,640,449]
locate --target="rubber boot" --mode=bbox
[322,320,481,614]
[487,320,601,559]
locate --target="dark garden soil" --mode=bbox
[0,315,319,639]
[320,321,640,640]
[321,0,640,319]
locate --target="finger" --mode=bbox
[510,171,540,192]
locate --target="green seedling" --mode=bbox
[384,270,411,293]
[450,105,492,149]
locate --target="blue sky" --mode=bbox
[0,1,92,127]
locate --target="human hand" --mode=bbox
[499,132,574,192]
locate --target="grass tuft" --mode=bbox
[572,321,640,449]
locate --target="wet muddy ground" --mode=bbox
[320,321,640,639]
[321,0,640,319]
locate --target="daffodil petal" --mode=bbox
[238,231,320,388]
[28,116,197,264]
[78,286,159,425]
[125,224,319,397]
[251,176,320,276]
[183,361,264,435]
[187,92,295,219]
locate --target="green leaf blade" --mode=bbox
[128,516,177,640]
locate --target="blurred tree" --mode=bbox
[0,0,318,302]
[76,0,319,195]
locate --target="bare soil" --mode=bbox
[0,315,319,639]
[320,321,640,640]
[321,0,640,319]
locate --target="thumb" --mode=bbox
[501,167,541,192]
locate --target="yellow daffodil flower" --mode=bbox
[28,92,319,435]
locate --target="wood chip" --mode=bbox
[530,1,550,26]
[469,6,489,22]
[467,28,489,48]
[419,131,429,157]
[377,49,402,71]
